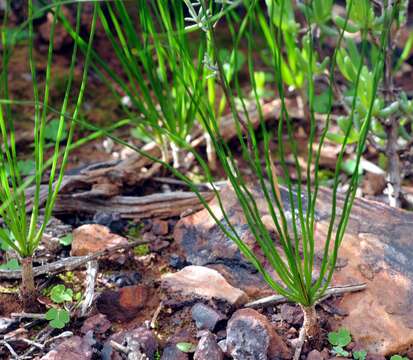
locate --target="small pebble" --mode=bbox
[169,253,187,269]
[0,318,17,334]
[191,303,226,332]
[152,219,169,235]
[108,271,142,288]
[92,212,126,233]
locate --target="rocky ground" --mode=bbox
[1,183,412,359]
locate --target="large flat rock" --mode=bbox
[161,265,248,312]
[174,183,413,355]
[315,189,413,355]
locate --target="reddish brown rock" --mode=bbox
[226,308,291,360]
[71,224,128,256]
[40,336,93,360]
[152,219,169,235]
[81,314,111,335]
[107,326,158,359]
[173,185,294,297]
[38,7,73,51]
[161,266,248,311]
[315,188,413,355]
[96,285,147,322]
[365,355,386,360]
[174,183,413,355]
[307,349,329,360]
[279,304,303,326]
[194,331,223,360]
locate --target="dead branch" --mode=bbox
[244,283,367,309]
[53,191,214,219]
[0,238,150,280]
[79,260,98,317]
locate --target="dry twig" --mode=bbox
[244,283,367,308]
[79,260,99,317]
[0,238,150,280]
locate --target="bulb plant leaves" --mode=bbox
[59,1,400,350]
[3,0,401,351]
[0,0,97,306]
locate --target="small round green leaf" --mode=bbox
[45,308,70,329]
[328,328,351,347]
[353,350,367,360]
[59,234,73,246]
[333,346,349,357]
[176,342,196,353]
[50,285,73,304]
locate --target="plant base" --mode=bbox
[20,256,37,310]
[293,305,320,360]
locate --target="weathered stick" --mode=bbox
[244,283,367,309]
[79,260,98,317]
[53,191,214,219]
[10,313,46,320]
[0,238,149,280]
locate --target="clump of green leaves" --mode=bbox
[45,308,70,329]
[328,329,368,359]
[126,222,144,238]
[177,0,395,328]
[44,284,73,329]
[328,328,367,360]
[390,356,409,360]
[92,1,206,168]
[328,328,351,357]
[353,350,367,360]
[58,271,76,284]
[327,0,412,207]
[133,244,150,257]
[50,284,73,304]
[60,1,398,356]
